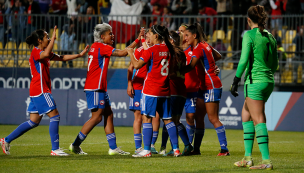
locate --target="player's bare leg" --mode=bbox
[245,97,272,170]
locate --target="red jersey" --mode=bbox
[140,44,170,97]
[170,47,186,97]
[84,42,115,91]
[29,47,54,97]
[192,42,222,90]
[132,46,147,90]
[184,46,200,93]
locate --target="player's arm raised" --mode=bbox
[127,48,146,70]
[52,45,89,61]
[112,28,145,57]
[40,26,57,60]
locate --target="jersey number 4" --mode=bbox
[161,59,169,76]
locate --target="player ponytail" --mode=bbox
[247,5,268,33]
[151,25,175,63]
[169,30,186,73]
[186,23,206,42]
[25,29,45,48]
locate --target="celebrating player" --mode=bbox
[183,23,229,156]
[127,32,160,154]
[231,5,277,170]
[69,23,144,155]
[0,26,89,156]
[160,31,193,156]
[127,25,181,157]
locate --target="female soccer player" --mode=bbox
[0,26,89,156]
[183,23,229,156]
[127,33,160,154]
[127,25,181,157]
[69,23,144,155]
[160,31,193,156]
[231,5,277,170]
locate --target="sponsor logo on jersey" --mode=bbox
[135,101,140,107]
[100,100,105,105]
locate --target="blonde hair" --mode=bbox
[93,23,112,43]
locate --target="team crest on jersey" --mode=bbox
[100,100,105,105]
[135,102,140,107]
[188,51,193,56]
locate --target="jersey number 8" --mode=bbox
[161,59,169,76]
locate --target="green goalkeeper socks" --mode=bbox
[242,121,255,157]
[255,123,270,160]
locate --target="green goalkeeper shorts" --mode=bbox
[244,83,274,102]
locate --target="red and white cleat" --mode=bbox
[132,150,152,157]
[173,149,181,157]
[51,148,69,156]
[0,138,10,155]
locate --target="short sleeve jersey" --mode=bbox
[140,44,170,97]
[29,47,54,97]
[184,45,200,93]
[192,42,222,90]
[84,42,115,91]
[132,46,148,90]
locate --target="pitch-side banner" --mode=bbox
[0,88,244,129]
[1,88,303,131]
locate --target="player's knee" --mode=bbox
[171,117,180,125]
[208,116,220,125]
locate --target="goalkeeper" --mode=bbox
[230,5,278,170]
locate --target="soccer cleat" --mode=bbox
[159,146,166,155]
[182,144,193,156]
[151,144,158,154]
[0,138,10,155]
[217,149,230,156]
[51,148,69,156]
[135,147,143,154]
[69,144,87,155]
[189,150,201,155]
[173,149,181,157]
[163,150,174,156]
[249,160,273,170]
[108,147,130,155]
[132,150,152,157]
[234,156,253,167]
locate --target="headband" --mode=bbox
[152,25,163,37]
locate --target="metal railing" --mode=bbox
[0,14,303,85]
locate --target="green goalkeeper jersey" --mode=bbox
[236,28,278,84]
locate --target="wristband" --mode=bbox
[135,39,139,44]
[141,38,146,43]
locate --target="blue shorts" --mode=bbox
[86,91,111,110]
[27,93,57,116]
[184,92,198,114]
[129,90,142,111]
[141,94,171,119]
[198,88,222,102]
[171,96,186,116]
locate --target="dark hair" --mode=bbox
[185,23,206,42]
[169,31,186,75]
[25,29,46,48]
[169,31,181,47]
[247,5,268,33]
[150,25,175,65]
